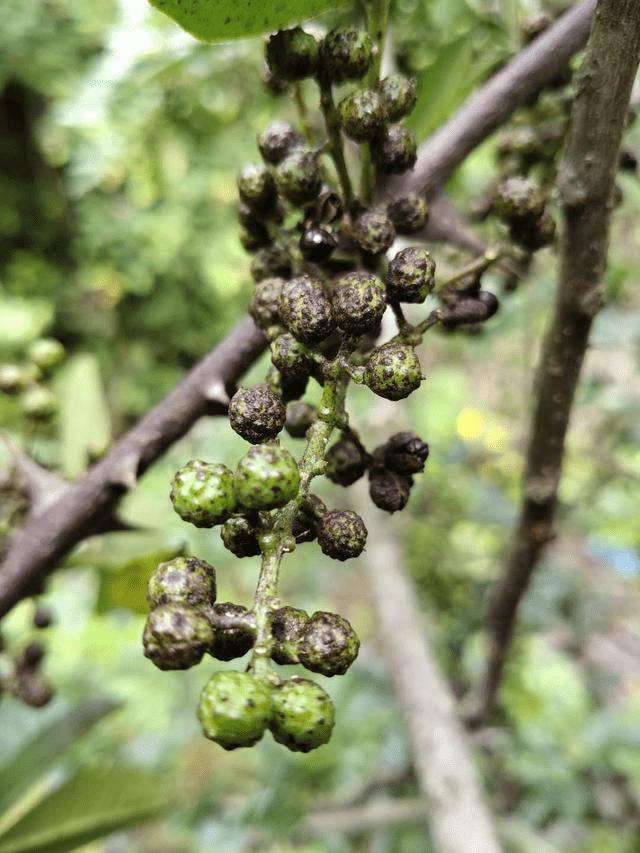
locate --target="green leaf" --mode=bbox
[58,354,111,479]
[0,765,173,853]
[0,297,53,351]
[96,547,184,615]
[149,0,345,42]
[0,698,122,815]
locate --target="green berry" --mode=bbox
[21,385,58,420]
[143,604,213,670]
[274,148,323,206]
[249,277,284,331]
[258,121,303,165]
[378,74,417,121]
[269,677,335,752]
[387,194,429,234]
[28,338,65,371]
[369,468,412,513]
[266,28,318,82]
[332,271,386,335]
[324,436,367,486]
[494,176,545,221]
[317,509,367,561]
[383,431,429,474]
[234,444,300,511]
[385,247,435,304]
[229,383,286,444]
[220,517,261,558]
[279,275,334,345]
[373,125,417,174]
[348,208,396,256]
[299,611,360,676]
[209,602,255,661]
[285,401,316,438]
[271,606,309,664]
[270,333,315,379]
[237,163,276,211]
[338,89,386,142]
[147,556,217,609]
[0,364,27,394]
[198,671,273,749]
[170,460,236,527]
[321,27,373,83]
[364,343,422,401]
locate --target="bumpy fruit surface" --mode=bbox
[494,176,545,221]
[143,604,213,670]
[364,343,422,401]
[266,28,318,81]
[331,271,386,335]
[320,27,373,83]
[338,89,386,142]
[198,671,273,749]
[229,383,286,444]
[299,611,360,676]
[279,275,334,345]
[348,209,396,256]
[373,125,417,173]
[274,148,323,206]
[250,243,292,281]
[385,247,435,304]
[258,121,302,164]
[234,444,300,511]
[324,436,367,486]
[237,163,276,211]
[369,469,412,513]
[387,194,428,234]
[317,509,367,561]
[383,431,429,474]
[220,517,261,558]
[271,606,309,664]
[209,602,255,661]
[270,333,315,379]
[147,556,217,608]
[249,277,284,331]
[266,365,309,404]
[269,677,335,752]
[378,74,417,121]
[170,460,236,527]
[291,494,326,543]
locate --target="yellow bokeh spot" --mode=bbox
[457,408,485,440]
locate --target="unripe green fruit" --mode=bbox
[385,247,435,304]
[170,460,236,527]
[234,444,300,511]
[332,271,386,335]
[383,431,429,474]
[378,74,417,121]
[324,436,367,486]
[0,364,27,394]
[285,401,316,438]
[220,517,261,558]
[237,163,276,211]
[338,89,386,142]
[373,125,417,174]
[147,556,217,609]
[269,677,335,752]
[279,275,334,345]
[198,671,273,749]
[250,243,293,282]
[249,277,284,331]
[274,148,323,206]
[229,383,286,444]
[348,208,396,256]
[271,605,309,664]
[258,121,303,165]
[143,604,213,670]
[387,194,429,234]
[321,27,373,83]
[28,338,65,371]
[494,176,545,221]
[364,343,422,401]
[21,385,58,420]
[369,468,412,513]
[317,509,367,561]
[266,28,318,82]
[270,333,315,379]
[299,611,360,676]
[209,602,255,661]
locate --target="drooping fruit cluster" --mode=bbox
[144,19,512,754]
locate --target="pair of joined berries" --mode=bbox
[493,176,555,251]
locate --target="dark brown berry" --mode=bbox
[317,509,367,561]
[320,27,373,83]
[237,163,276,211]
[271,606,309,664]
[325,436,368,486]
[274,148,323,206]
[258,121,303,165]
[331,271,386,335]
[220,517,261,558]
[285,401,316,438]
[373,125,417,174]
[369,469,412,513]
[300,225,338,262]
[228,383,286,444]
[249,277,284,331]
[348,208,396,256]
[291,494,326,543]
[266,28,319,81]
[250,243,293,282]
[387,194,428,234]
[270,333,316,379]
[298,611,360,676]
[279,275,335,345]
[209,602,255,661]
[385,247,435,304]
[383,431,429,474]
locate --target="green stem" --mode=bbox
[435,246,513,292]
[361,0,390,202]
[317,71,355,210]
[293,83,315,146]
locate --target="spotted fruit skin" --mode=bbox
[269,677,335,752]
[317,509,367,561]
[147,556,216,609]
[198,671,273,750]
[143,604,213,671]
[233,444,300,511]
[298,611,360,676]
[170,460,236,527]
[363,343,422,401]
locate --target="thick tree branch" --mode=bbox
[353,481,502,853]
[0,317,266,617]
[472,0,640,724]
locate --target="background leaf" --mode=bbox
[58,354,111,479]
[96,547,184,614]
[149,0,345,43]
